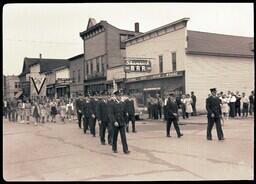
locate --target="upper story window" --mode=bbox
[96,57,100,73]
[14,82,20,88]
[78,69,80,82]
[171,52,177,72]
[159,55,163,73]
[73,70,76,83]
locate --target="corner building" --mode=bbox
[124,18,254,112]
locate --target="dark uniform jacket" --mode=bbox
[125,98,135,115]
[97,99,109,122]
[90,98,98,119]
[82,99,93,118]
[166,98,179,119]
[107,100,115,124]
[112,100,127,127]
[206,96,222,118]
[75,99,83,113]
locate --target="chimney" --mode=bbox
[39,53,42,59]
[135,22,139,33]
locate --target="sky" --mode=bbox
[3,3,254,75]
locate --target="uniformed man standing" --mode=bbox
[97,94,112,145]
[75,95,83,129]
[206,88,224,141]
[82,95,95,136]
[90,95,98,137]
[165,92,183,138]
[125,94,136,133]
[111,91,130,154]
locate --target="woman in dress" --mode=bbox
[221,94,229,121]
[25,99,32,124]
[50,100,58,123]
[60,101,66,122]
[180,94,186,119]
[66,99,73,121]
[32,101,40,126]
[185,94,193,119]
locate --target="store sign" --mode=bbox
[124,58,152,72]
[56,78,73,84]
[31,76,46,95]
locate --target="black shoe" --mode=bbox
[124,150,130,154]
[219,138,225,141]
[132,130,137,133]
[108,142,112,145]
[166,135,171,137]
[113,150,118,153]
[207,138,212,141]
[101,142,106,145]
[178,133,184,138]
[92,134,96,137]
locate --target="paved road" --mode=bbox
[3,116,254,181]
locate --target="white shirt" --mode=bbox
[230,95,236,103]
[241,96,249,104]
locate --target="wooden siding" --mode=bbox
[185,54,254,112]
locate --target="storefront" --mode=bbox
[125,71,185,106]
[55,78,72,98]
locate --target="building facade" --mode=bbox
[5,75,22,99]
[69,54,84,98]
[124,18,254,111]
[80,18,140,95]
[55,66,71,98]
[19,57,69,100]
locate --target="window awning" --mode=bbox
[15,91,23,98]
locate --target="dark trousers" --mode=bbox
[83,116,91,134]
[8,111,11,121]
[181,104,186,119]
[157,105,162,119]
[235,103,241,117]
[3,107,7,118]
[77,111,82,128]
[163,106,167,120]
[249,103,254,115]
[148,105,152,119]
[166,118,181,136]
[192,104,197,116]
[152,105,158,119]
[108,124,113,145]
[207,116,224,140]
[242,103,249,117]
[126,115,136,132]
[100,121,108,143]
[112,125,128,153]
[11,110,17,122]
[90,118,96,136]
[229,102,236,118]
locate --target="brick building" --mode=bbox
[79,18,140,94]
[5,75,22,99]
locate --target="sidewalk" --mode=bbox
[139,113,254,125]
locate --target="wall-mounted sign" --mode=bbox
[31,77,46,95]
[124,58,152,73]
[56,78,73,84]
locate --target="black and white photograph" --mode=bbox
[2,2,254,181]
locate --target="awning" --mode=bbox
[15,91,23,98]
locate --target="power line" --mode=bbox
[3,38,81,45]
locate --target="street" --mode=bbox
[3,115,254,181]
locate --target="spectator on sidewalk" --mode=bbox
[241,92,249,118]
[249,90,254,116]
[229,92,236,118]
[191,91,197,116]
[180,94,186,119]
[235,91,241,117]
[221,94,229,120]
[185,94,193,119]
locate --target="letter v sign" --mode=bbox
[31,77,46,95]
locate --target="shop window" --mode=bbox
[96,57,100,73]
[73,71,76,82]
[78,69,80,82]
[159,55,163,73]
[172,52,177,72]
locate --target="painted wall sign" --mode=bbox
[124,58,152,73]
[31,77,46,95]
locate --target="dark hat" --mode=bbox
[113,90,120,95]
[169,92,175,96]
[210,88,217,92]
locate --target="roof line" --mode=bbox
[125,17,190,43]
[186,50,254,58]
[187,30,253,38]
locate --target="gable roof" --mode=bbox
[19,57,69,77]
[80,20,140,38]
[87,18,97,29]
[186,30,254,58]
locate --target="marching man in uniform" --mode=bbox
[125,93,136,133]
[206,88,225,141]
[165,92,183,138]
[111,90,130,154]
